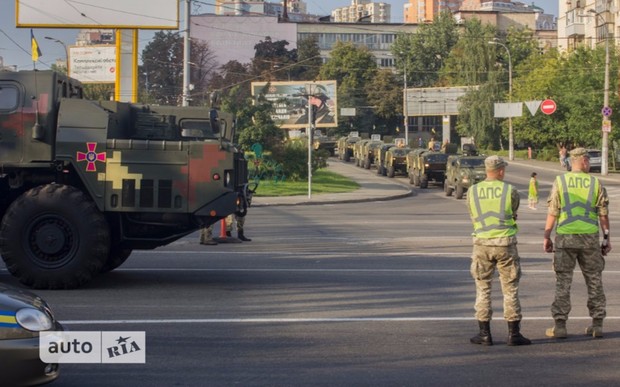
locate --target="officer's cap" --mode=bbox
[569,147,589,158]
[484,155,508,171]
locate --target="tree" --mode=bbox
[251,37,297,81]
[209,60,253,115]
[364,69,402,132]
[141,31,217,105]
[441,18,500,148]
[392,11,459,88]
[294,35,322,81]
[319,41,378,133]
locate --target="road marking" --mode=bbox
[60,316,620,325]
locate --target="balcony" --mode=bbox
[565,9,586,37]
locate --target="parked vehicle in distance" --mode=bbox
[384,146,411,178]
[375,143,395,176]
[587,149,602,173]
[407,150,449,188]
[0,283,63,386]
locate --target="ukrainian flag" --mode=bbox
[0,310,19,328]
[31,29,42,62]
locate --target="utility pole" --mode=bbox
[182,0,191,107]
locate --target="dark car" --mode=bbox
[0,283,63,386]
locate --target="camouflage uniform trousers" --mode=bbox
[470,244,522,322]
[199,214,245,242]
[551,247,606,321]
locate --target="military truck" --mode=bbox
[444,155,487,199]
[375,143,395,175]
[407,150,449,188]
[312,130,337,156]
[384,146,411,177]
[336,135,360,162]
[0,70,252,289]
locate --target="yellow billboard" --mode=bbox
[251,81,338,129]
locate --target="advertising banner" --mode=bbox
[251,81,338,129]
[69,46,116,84]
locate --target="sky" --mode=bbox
[0,0,559,71]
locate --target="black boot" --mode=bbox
[238,231,252,242]
[507,321,531,346]
[470,321,493,346]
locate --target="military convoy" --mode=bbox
[360,137,383,169]
[444,155,487,199]
[0,70,252,289]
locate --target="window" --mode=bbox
[0,84,19,111]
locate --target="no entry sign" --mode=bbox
[541,99,557,115]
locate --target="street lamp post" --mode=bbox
[400,52,409,147]
[488,39,513,161]
[44,36,68,70]
[589,8,611,175]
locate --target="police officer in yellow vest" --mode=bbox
[544,147,611,339]
[467,155,531,346]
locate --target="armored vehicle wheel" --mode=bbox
[344,153,350,162]
[100,246,132,273]
[378,166,384,175]
[409,172,414,184]
[387,166,395,178]
[382,166,387,176]
[0,184,110,289]
[364,159,371,169]
[412,173,420,187]
[420,176,428,189]
[455,184,465,199]
[444,181,453,196]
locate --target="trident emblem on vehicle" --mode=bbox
[77,142,106,172]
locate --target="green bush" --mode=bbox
[277,139,330,181]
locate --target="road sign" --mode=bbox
[602,106,612,117]
[603,119,612,132]
[541,99,557,115]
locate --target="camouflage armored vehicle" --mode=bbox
[384,146,411,177]
[407,150,449,188]
[361,139,383,169]
[444,155,487,199]
[337,135,360,162]
[375,143,395,175]
[0,70,251,289]
[312,131,337,156]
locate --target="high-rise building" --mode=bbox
[215,0,307,18]
[404,0,462,24]
[331,0,391,23]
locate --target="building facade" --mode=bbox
[331,0,392,23]
[558,0,617,52]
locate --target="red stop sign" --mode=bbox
[541,99,557,115]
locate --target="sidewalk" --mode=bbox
[252,157,618,207]
[252,160,413,207]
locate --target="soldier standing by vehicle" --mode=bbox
[199,214,251,245]
[543,148,611,339]
[467,156,531,346]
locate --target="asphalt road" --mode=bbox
[2,161,620,386]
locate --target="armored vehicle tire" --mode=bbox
[364,159,371,169]
[409,172,414,185]
[455,184,465,199]
[100,247,132,273]
[387,166,395,178]
[420,176,428,189]
[0,184,110,289]
[444,181,453,196]
[344,154,350,162]
[413,173,420,187]
[378,166,384,175]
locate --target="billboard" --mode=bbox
[16,0,179,29]
[69,46,116,83]
[251,81,338,129]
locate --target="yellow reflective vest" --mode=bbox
[468,180,517,238]
[556,172,600,235]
